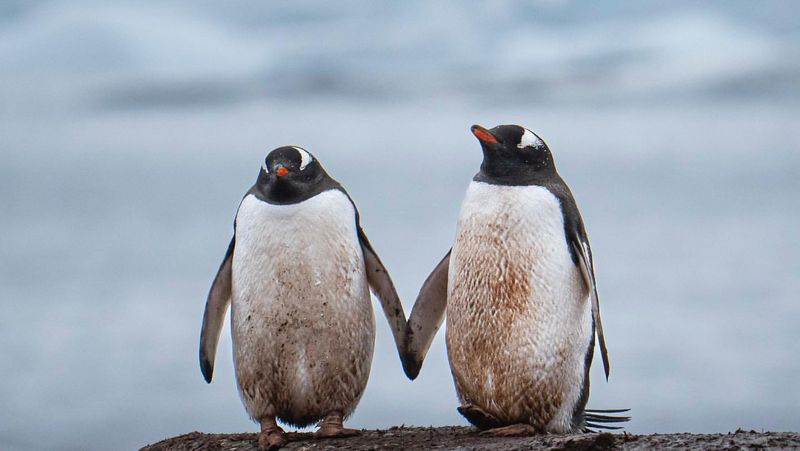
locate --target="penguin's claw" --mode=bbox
[457,404,503,430]
[479,423,538,437]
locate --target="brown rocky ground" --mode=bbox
[141,426,800,450]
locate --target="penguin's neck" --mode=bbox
[252,177,342,205]
[474,159,557,187]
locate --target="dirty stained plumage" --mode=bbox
[200,146,410,449]
[405,124,629,434]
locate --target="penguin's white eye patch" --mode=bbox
[518,129,543,149]
[293,146,313,170]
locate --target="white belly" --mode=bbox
[230,190,374,425]
[446,181,592,432]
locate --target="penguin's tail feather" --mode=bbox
[583,408,631,432]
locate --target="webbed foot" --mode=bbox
[258,417,287,450]
[479,423,538,437]
[315,411,360,438]
[457,404,503,430]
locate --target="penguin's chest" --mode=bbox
[231,191,369,315]
[446,182,590,425]
[229,190,374,419]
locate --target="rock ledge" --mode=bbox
[141,426,800,450]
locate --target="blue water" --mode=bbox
[1,2,799,450]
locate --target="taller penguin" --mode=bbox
[404,125,628,434]
[200,146,408,450]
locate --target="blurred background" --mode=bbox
[1,1,799,450]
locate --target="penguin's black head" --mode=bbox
[254,146,338,204]
[471,124,556,185]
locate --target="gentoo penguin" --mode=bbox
[404,125,628,434]
[200,146,408,449]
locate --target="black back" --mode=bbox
[248,146,344,205]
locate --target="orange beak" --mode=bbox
[471,124,498,144]
[275,166,289,177]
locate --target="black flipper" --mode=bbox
[199,236,234,383]
[571,237,610,380]
[357,227,408,368]
[546,177,611,380]
[404,250,450,379]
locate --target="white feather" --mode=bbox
[230,189,374,422]
[232,190,366,310]
[293,146,313,170]
[518,128,543,149]
[448,181,592,433]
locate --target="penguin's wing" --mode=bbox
[404,250,450,380]
[357,227,409,368]
[570,235,610,379]
[199,237,234,383]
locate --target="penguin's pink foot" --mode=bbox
[315,411,360,438]
[479,423,538,437]
[258,417,287,450]
[457,404,503,430]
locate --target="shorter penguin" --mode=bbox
[200,146,409,449]
[404,125,629,434]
